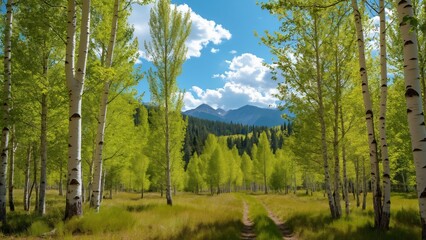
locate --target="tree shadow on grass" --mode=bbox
[160,220,242,240]
[286,211,420,240]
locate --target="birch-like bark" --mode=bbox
[0,0,13,224]
[352,0,382,227]
[24,145,32,211]
[33,151,39,212]
[64,0,91,220]
[333,43,342,218]
[379,0,391,229]
[91,0,120,211]
[396,1,426,238]
[38,58,48,215]
[340,106,349,216]
[362,157,367,210]
[355,157,360,207]
[8,127,16,212]
[313,10,337,219]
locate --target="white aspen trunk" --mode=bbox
[314,10,337,219]
[362,157,367,210]
[379,0,391,229]
[0,0,13,224]
[333,51,342,217]
[24,145,32,211]
[355,157,360,207]
[351,0,382,227]
[8,127,16,212]
[38,91,48,215]
[91,0,120,211]
[340,106,349,216]
[65,0,91,219]
[396,1,426,238]
[34,153,39,212]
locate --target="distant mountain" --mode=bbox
[183,104,288,127]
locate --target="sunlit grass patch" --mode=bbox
[256,191,421,240]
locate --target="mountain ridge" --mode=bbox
[183,104,288,127]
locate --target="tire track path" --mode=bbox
[262,202,297,240]
[241,201,256,240]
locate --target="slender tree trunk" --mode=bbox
[313,10,337,219]
[340,106,350,216]
[24,145,32,211]
[333,46,342,218]
[164,42,172,207]
[100,170,106,203]
[352,0,382,227]
[8,127,16,212]
[402,171,408,192]
[64,0,91,220]
[91,0,120,212]
[362,157,367,210]
[38,93,48,215]
[34,152,39,212]
[378,0,391,229]
[264,152,267,194]
[59,158,63,196]
[396,1,426,238]
[0,0,14,224]
[355,157,360,207]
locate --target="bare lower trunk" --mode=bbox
[8,128,16,212]
[64,0,91,220]
[24,145,32,211]
[396,1,426,238]
[0,0,14,225]
[314,11,337,219]
[362,157,367,210]
[341,108,349,216]
[91,0,120,212]
[38,93,48,215]
[379,0,390,229]
[355,157,360,207]
[59,159,63,196]
[352,0,381,227]
[34,151,39,212]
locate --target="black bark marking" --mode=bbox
[379,117,385,120]
[69,113,81,121]
[413,148,422,152]
[98,141,104,145]
[386,200,391,204]
[68,144,72,147]
[420,188,426,198]
[372,139,377,144]
[421,138,426,142]
[383,174,390,178]
[71,168,78,171]
[74,196,80,200]
[421,122,425,126]
[69,179,79,185]
[360,67,365,72]
[405,88,419,97]
[366,110,373,116]
[404,40,414,46]
[407,109,413,113]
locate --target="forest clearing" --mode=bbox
[0,190,421,239]
[1,0,426,239]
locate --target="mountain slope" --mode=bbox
[183,104,287,127]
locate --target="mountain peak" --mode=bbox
[183,104,287,127]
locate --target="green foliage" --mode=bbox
[28,220,50,236]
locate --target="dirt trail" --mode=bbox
[241,201,256,240]
[262,202,297,240]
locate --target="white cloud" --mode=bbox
[211,48,220,53]
[129,3,231,61]
[230,50,237,55]
[183,53,282,111]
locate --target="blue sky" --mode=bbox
[129,0,282,111]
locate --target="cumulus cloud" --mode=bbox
[183,53,281,111]
[129,3,231,61]
[211,48,220,53]
[230,50,237,55]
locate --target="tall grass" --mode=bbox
[243,194,282,240]
[256,191,421,240]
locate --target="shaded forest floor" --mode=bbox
[0,190,421,239]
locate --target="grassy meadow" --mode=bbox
[0,189,421,239]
